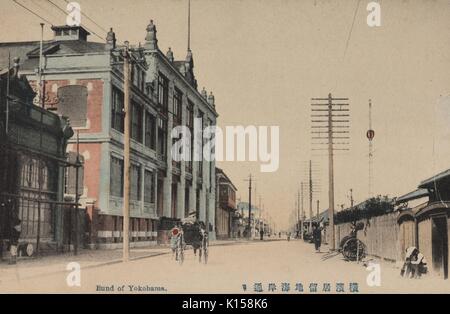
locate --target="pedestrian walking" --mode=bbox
[312,223,322,253]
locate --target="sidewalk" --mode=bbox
[0,238,276,283]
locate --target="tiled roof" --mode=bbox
[0,40,107,71]
[419,168,450,188]
[395,188,429,205]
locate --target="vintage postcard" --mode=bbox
[0,0,449,300]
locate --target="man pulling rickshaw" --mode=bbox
[170,212,209,265]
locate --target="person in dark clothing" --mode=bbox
[312,223,322,253]
[1,199,21,264]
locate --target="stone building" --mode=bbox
[0,21,218,247]
[143,20,218,242]
[215,168,237,239]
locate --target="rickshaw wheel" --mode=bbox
[342,238,366,261]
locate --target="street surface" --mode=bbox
[0,239,448,293]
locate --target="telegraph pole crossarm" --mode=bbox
[310,93,350,251]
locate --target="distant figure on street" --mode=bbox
[287,232,291,241]
[260,229,264,241]
[312,223,322,253]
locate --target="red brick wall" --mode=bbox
[29,79,104,133]
[73,143,101,201]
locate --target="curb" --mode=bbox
[1,239,269,281]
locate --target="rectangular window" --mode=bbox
[144,170,155,203]
[130,164,141,201]
[173,88,182,125]
[110,156,124,197]
[186,102,194,172]
[158,74,169,110]
[131,102,143,143]
[145,111,156,150]
[158,118,167,157]
[111,87,125,133]
[197,110,204,178]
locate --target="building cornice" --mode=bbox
[145,49,219,118]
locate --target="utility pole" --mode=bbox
[244,174,253,239]
[39,23,44,108]
[5,50,10,134]
[259,195,262,236]
[122,41,131,262]
[350,188,354,208]
[309,160,313,232]
[316,199,320,219]
[74,131,81,256]
[367,100,375,198]
[297,189,300,236]
[36,23,45,255]
[311,93,350,251]
[301,181,305,239]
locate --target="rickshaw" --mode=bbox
[171,218,209,265]
[339,221,367,261]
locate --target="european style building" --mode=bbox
[0,20,218,247]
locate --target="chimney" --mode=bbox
[52,25,90,41]
[166,47,174,62]
[106,28,116,50]
[144,20,158,50]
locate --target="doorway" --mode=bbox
[431,215,448,279]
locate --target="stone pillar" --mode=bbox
[153,169,158,218]
[198,110,207,223]
[199,185,206,222]
[190,105,198,216]
[176,181,185,219]
[163,80,176,218]
[177,92,188,219]
[189,184,196,215]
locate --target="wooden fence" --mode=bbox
[335,212,401,262]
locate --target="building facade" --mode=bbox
[0,58,73,253]
[0,20,218,247]
[215,168,237,239]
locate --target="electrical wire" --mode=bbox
[45,0,105,41]
[62,0,109,33]
[12,0,54,25]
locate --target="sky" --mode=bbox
[1,0,450,230]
